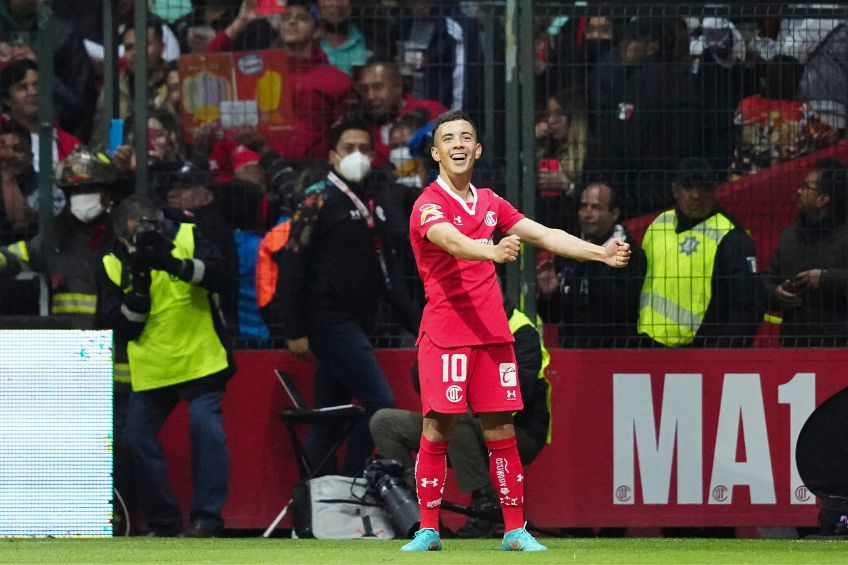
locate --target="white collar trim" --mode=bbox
[436,176,477,215]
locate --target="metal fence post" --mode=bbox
[133,0,149,195]
[36,0,55,233]
[519,0,536,320]
[504,0,521,308]
[102,0,119,144]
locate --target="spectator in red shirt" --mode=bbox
[353,61,446,168]
[206,0,353,162]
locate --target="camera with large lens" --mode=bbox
[132,220,162,252]
[364,458,420,538]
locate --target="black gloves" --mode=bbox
[130,267,151,295]
[134,230,184,276]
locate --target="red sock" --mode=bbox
[415,434,448,531]
[486,436,525,532]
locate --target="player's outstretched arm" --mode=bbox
[426,222,520,263]
[507,217,631,268]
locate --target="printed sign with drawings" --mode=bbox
[179,50,294,141]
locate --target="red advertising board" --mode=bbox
[159,349,846,529]
[178,50,294,142]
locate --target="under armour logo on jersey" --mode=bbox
[517,474,524,483]
[506,390,517,400]
[420,478,440,488]
[453,215,463,225]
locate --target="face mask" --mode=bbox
[389,146,412,169]
[338,151,371,183]
[69,192,106,223]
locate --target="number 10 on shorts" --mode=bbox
[441,353,467,382]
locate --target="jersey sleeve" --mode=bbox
[495,193,525,232]
[410,195,451,240]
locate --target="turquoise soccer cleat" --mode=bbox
[502,526,548,552]
[400,528,443,552]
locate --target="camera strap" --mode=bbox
[327,171,392,291]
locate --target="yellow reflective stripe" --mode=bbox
[763,313,783,325]
[103,254,123,286]
[52,293,97,315]
[113,362,131,383]
[7,241,29,263]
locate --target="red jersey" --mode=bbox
[410,177,525,347]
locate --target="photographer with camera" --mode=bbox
[369,300,551,538]
[95,195,236,538]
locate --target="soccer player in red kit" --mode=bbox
[402,111,631,552]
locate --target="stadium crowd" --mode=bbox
[1,0,848,538]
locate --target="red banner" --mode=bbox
[158,349,847,529]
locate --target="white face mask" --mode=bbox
[69,192,106,223]
[337,151,372,183]
[389,146,412,169]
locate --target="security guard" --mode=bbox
[638,158,764,347]
[95,195,235,537]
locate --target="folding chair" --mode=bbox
[262,370,366,538]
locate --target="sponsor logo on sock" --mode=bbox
[495,457,509,488]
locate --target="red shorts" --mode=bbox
[417,333,523,415]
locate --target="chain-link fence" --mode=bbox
[1,1,847,349]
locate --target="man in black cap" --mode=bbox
[153,159,239,327]
[637,157,764,347]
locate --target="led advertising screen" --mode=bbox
[0,330,113,537]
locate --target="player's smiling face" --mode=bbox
[431,119,482,177]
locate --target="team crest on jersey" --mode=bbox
[485,211,497,226]
[419,203,444,225]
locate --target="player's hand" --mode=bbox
[604,237,631,268]
[491,234,520,264]
[287,336,312,361]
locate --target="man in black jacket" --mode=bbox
[537,183,646,347]
[638,158,764,347]
[272,117,418,477]
[369,301,550,538]
[765,158,848,347]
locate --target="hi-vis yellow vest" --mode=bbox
[638,210,734,347]
[508,309,553,443]
[103,223,228,391]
